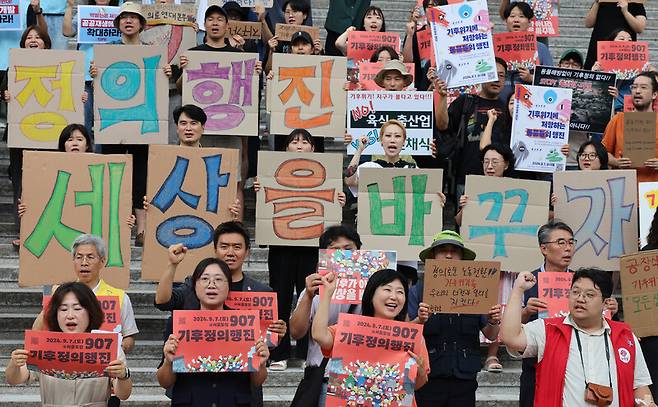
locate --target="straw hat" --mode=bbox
[113,2,146,31]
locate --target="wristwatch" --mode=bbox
[119,367,130,380]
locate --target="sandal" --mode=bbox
[269,360,287,371]
[484,356,503,373]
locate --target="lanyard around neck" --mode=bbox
[573,327,612,388]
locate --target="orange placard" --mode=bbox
[537,272,571,319]
[25,330,119,378]
[417,28,433,62]
[225,292,279,347]
[172,309,261,373]
[357,62,416,91]
[493,32,538,71]
[42,295,121,332]
[325,313,423,407]
[346,31,401,65]
[598,41,649,80]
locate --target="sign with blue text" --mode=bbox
[77,6,120,44]
[0,0,22,31]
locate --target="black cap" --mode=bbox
[222,1,247,20]
[205,4,228,21]
[291,31,312,44]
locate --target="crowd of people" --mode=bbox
[2,0,658,405]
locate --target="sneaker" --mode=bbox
[269,360,287,371]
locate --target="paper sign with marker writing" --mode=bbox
[554,170,638,270]
[493,32,538,71]
[639,182,658,248]
[0,0,22,31]
[422,259,500,314]
[269,54,347,137]
[511,84,572,173]
[142,3,196,26]
[462,175,549,273]
[526,0,559,37]
[620,250,658,337]
[427,0,497,88]
[255,151,343,246]
[537,272,571,319]
[8,49,85,149]
[225,292,279,347]
[77,6,120,43]
[182,52,259,136]
[275,23,319,42]
[93,45,168,144]
[358,168,443,261]
[624,112,657,165]
[346,91,433,156]
[19,151,132,288]
[598,41,649,80]
[228,21,261,40]
[143,145,238,281]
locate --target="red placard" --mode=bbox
[225,292,279,347]
[493,32,538,71]
[416,28,433,62]
[172,309,261,373]
[25,330,119,379]
[358,62,416,91]
[598,41,650,80]
[528,0,559,37]
[325,313,423,407]
[43,295,121,333]
[347,31,401,65]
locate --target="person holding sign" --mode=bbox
[156,257,270,404]
[408,230,501,407]
[312,268,430,406]
[7,282,133,404]
[264,0,319,72]
[334,5,385,56]
[502,268,655,407]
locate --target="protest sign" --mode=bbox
[598,41,649,80]
[269,54,347,137]
[19,151,132,288]
[42,295,121,332]
[325,313,422,407]
[181,52,259,136]
[356,62,416,91]
[140,25,196,66]
[346,31,400,65]
[533,66,616,134]
[142,3,196,26]
[317,249,397,304]
[93,45,168,144]
[275,23,319,42]
[526,0,559,37]
[423,259,500,314]
[0,0,21,31]
[143,145,239,281]
[228,21,261,40]
[624,112,657,165]
[493,32,538,71]
[346,91,433,156]
[511,84,572,173]
[462,175,550,272]
[8,49,85,149]
[620,250,658,337]
[537,272,571,319]
[428,0,497,88]
[255,151,343,246]
[77,6,120,43]
[225,292,278,347]
[172,310,261,373]
[358,168,443,261]
[639,182,658,248]
[416,27,433,62]
[554,170,638,270]
[25,330,119,379]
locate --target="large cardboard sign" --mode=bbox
[77,6,120,44]
[19,151,132,288]
[255,151,343,246]
[493,32,538,71]
[93,45,168,144]
[639,182,658,248]
[428,0,497,88]
[620,250,658,337]
[0,0,22,31]
[317,249,397,304]
[141,25,197,66]
[269,54,347,137]
[598,41,650,80]
[227,21,261,40]
[346,91,433,156]
[142,3,196,26]
[143,145,238,281]
[554,170,639,270]
[526,0,559,37]
[25,330,119,379]
[511,84,572,173]
[423,259,500,314]
[533,66,616,134]
[225,292,279,347]
[462,175,550,272]
[8,49,85,149]
[325,314,422,407]
[624,112,657,165]
[182,52,259,136]
[172,310,261,372]
[357,168,443,261]
[275,23,319,42]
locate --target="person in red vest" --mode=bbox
[502,268,656,407]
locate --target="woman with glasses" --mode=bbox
[560,140,609,171]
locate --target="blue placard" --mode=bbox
[77,5,120,44]
[0,0,22,31]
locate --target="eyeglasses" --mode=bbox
[578,152,598,161]
[74,254,99,263]
[542,238,577,248]
[482,159,502,167]
[198,276,227,287]
[568,288,600,302]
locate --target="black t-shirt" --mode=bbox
[446,94,510,183]
[190,40,243,53]
[584,2,646,69]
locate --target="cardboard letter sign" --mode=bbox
[620,250,658,337]
[269,54,347,137]
[554,170,638,270]
[255,151,343,246]
[172,310,261,373]
[227,21,261,40]
[325,313,422,407]
[142,3,196,26]
[462,175,550,272]
[94,45,168,144]
[225,292,279,346]
[20,151,132,288]
[182,52,259,136]
[624,112,657,165]
[358,168,443,261]
[8,49,85,149]
[143,145,239,281]
[423,259,500,314]
[275,23,319,42]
